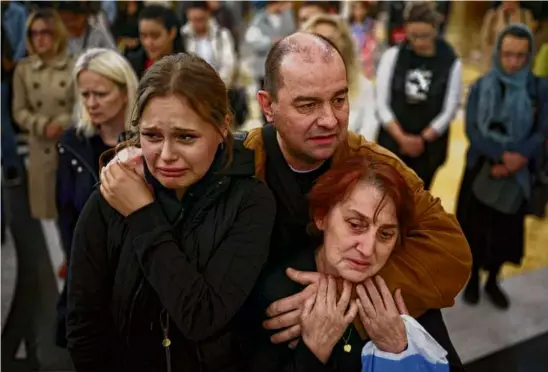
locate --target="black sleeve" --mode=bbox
[415,309,465,372]
[125,180,276,341]
[66,191,117,372]
[247,316,334,372]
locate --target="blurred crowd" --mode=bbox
[1,1,547,371]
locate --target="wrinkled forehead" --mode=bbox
[278,49,347,99]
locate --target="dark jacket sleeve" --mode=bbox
[66,191,117,372]
[249,333,334,372]
[415,309,465,372]
[125,180,276,341]
[56,148,78,258]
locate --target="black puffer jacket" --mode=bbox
[67,142,276,372]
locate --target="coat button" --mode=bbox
[33,82,40,89]
[44,148,50,154]
[71,159,77,166]
[59,81,66,87]
[59,99,66,107]
[36,101,42,108]
[77,166,83,173]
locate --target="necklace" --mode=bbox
[343,327,353,353]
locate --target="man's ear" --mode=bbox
[257,90,275,124]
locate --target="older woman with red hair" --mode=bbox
[245,155,464,371]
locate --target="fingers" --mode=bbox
[337,280,352,311]
[326,275,336,309]
[344,299,358,325]
[301,295,315,322]
[265,284,316,317]
[356,284,376,318]
[263,309,300,331]
[286,267,321,286]
[375,276,397,314]
[316,274,328,308]
[356,298,368,326]
[394,289,409,316]
[271,324,302,345]
[288,339,299,350]
[365,277,385,311]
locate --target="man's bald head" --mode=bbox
[263,32,344,101]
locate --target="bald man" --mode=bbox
[108,32,469,369]
[238,32,468,367]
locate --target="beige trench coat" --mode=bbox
[12,53,75,219]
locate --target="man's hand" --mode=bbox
[264,268,320,346]
[502,152,527,173]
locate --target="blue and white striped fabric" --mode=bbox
[361,315,449,372]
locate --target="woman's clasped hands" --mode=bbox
[300,275,357,363]
[99,156,154,217]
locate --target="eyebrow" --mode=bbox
[292,87,349,104]
[140,124,200,133]
[348,208,398,228]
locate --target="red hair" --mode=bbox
[308,155,415,241]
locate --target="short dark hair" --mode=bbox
[57,1,89,15]
[186,1,210,12]
[404,2,439,28]
[263,33,344,101]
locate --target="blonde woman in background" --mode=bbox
[55,48,138,348]
[302,14,380,141]
[13,8,75,220]
[481,1,534,71]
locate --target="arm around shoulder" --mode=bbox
[365,145,471,316]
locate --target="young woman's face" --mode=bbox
[139,19,176,61]
[139,94,226,192]
[316,181,400,283]
[77,70,128,127]
[30,19,55,55]
[406,22,437,56]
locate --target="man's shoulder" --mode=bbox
[342,132,423,191]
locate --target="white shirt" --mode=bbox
[376,46,462,135]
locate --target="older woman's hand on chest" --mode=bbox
[100,161,154,217]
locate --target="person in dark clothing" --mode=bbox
[66,53,276,372]
[55,48,139,348]
[247,155,464,371]
[111,32,471,359]
[111,0,145,54]
[457,24,548,309]
[376,2,462,189]
[126,4,185,79]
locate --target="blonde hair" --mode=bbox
[25,9,68,56]
[301,14,361,98]
[73,48,139,137]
